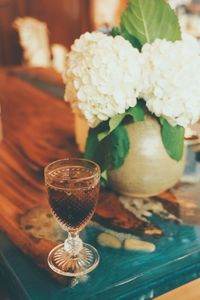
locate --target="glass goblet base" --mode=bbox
[47,243,100,277]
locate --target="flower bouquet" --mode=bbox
[64,0,200,196]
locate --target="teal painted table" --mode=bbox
[1,67,200,300]
[1,195,200,300]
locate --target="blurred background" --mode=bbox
[1,0,199,68]
[0,0,127,67]
[0,0,90,66]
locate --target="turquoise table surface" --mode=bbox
[1,180,200,300]
[1,68,200,300]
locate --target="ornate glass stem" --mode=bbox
[64,232,83,257]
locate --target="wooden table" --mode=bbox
[0,67,78,274]
[1,67,200,300]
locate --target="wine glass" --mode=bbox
[45,158,100,277]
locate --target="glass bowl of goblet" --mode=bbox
[45,158,100,277]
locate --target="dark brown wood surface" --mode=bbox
[0,67,178,280]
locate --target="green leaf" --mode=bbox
[121,0,181,46]
[160,118,184,161]
[126,102,145,122]
[111,25,142,49]
[84,124,130,171]
[84,128,98,161]
[98,102,145,141]
[84,122,109,171]
[111,27,121,37]
[85,128,108,172]
[98,114,124,141]
[111,125,130,169]
[121,28,142,49]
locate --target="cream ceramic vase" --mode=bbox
[107,115,185,198]
[74,111,89,152]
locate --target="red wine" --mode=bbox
[46,166,99,231]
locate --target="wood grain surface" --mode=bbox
[156,278,200,300]
[0,67,179,281]
[0,68,79,277]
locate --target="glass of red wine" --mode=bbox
[45,158,100,277]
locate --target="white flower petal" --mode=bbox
[141,36,200,127]
[64,32,142,127]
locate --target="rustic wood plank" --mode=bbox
[0,70,79,276]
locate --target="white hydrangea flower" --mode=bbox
[64,32,143,127]
[141,35,200,127]
[168,0,192,9]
